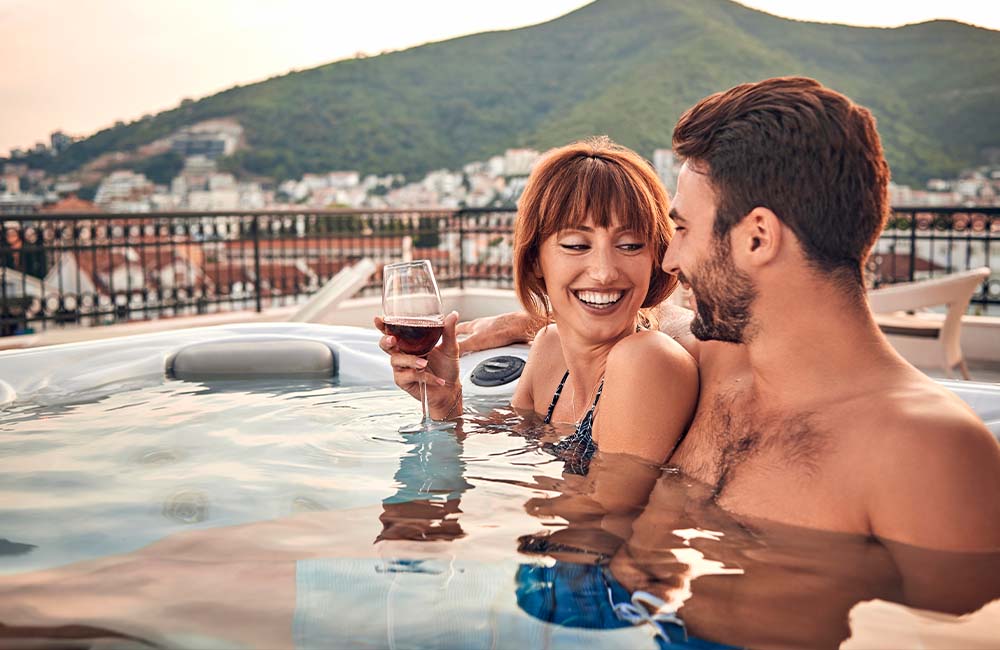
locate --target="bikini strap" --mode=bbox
[578,376,605,426]
[542,370,570,424]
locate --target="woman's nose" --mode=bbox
[589,246,620,283]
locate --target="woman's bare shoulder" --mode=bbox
[607,329,697,377]
[594,330,699,463]
[529,323,564,361]
[511,322,562,411]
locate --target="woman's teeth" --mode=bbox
[575,290,624,308]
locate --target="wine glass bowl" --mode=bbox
[382,260,446,432]
[382,318,444,357]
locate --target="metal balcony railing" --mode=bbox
[1,206,998,335]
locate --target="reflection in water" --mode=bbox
[376,425,474,543]
[0,388,998,649]
[0,539,36,557]
[162,489,209,524]
[518,463,1000,650]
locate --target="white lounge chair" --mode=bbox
[868,267,989,380]
[289,257,376,323]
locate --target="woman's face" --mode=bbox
[537,216,654,345]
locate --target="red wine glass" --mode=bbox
[382,260,446,432]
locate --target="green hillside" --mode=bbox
[25,0,1000,186]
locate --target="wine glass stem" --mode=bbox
[419,370,432,426]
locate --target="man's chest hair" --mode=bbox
[673,386,831,500]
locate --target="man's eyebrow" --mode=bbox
[668,208,686,224]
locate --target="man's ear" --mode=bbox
[735,207,782,267]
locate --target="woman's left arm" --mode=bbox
[592,331,699,464]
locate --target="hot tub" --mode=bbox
[1,323,998,649]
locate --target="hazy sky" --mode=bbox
[2,0,999,157]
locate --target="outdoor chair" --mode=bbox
[289,257,376,323]
[868,267,990,380]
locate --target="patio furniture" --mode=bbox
[289,257,376,323]
[868,267,990,379]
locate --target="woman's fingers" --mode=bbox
[389,353,427,371]
[438,311,460,358]
[391,366,448,388]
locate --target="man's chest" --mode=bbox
[669,383,863,529]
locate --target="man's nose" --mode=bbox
[661,243,680,275]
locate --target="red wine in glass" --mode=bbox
[382,317,444,357]
[382,260,448,432]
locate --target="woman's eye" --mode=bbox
[618,243,645,252]
[559,243,589,251]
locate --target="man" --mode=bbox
[462,76,1000,552]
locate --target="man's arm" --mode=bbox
[456,302,699,356]
[456,311,542,353]
[867,406,1000,613]
[867,411,1000,551]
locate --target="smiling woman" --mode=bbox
[379,137,699,475]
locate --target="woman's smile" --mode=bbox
[572,288,629,312]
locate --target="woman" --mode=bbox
[377,137,698,472]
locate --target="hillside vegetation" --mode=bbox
[26,0,1000,186]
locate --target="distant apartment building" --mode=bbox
[170,121,242,159]
[653,149,679,193]
[422,170,463,196]
[0,192,43,214]
[327,171,361,189]
[502,149,540,177]
[94,170,155,212]
[386,183,442,208]
[1,174,19,194]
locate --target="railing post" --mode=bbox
[252,215,263,313]
[908,212,917,282]
[457,209,465,290]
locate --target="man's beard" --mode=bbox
[680,239,757,344]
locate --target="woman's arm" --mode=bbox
[592,330,699,464]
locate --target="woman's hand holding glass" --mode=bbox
[376,310,463,423]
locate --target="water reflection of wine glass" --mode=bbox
[382,260,445,433]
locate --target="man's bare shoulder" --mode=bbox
[858,378,990,443]
[846,376,1000,549]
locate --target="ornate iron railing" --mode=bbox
[1,206,997,335]
[867,207,999,313]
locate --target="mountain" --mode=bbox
[29,0,1000,186]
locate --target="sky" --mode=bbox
[2,0,999,157]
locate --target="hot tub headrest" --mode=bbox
[168,338,336,381]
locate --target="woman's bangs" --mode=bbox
[539,161,656,241]
[585,163,656,241]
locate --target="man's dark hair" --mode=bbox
[672,76,890,290]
